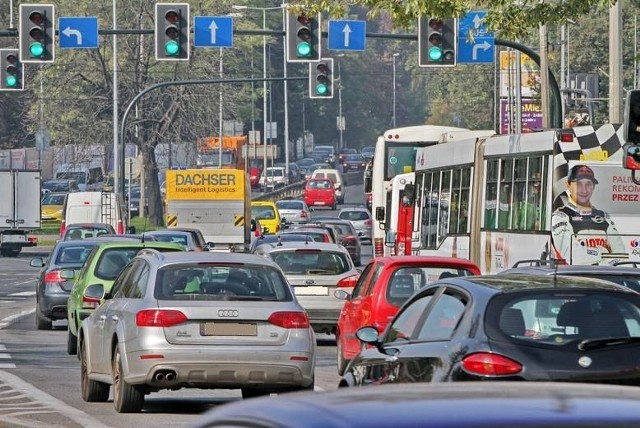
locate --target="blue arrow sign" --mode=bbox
[457,11,494,64]
[59,17,99,49]
[328,20,366,51]
[194,16,233,48]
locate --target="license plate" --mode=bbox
[200,322,257,336]
[2,235,25,243]
[315,201,325,205]
[294,286,329,296]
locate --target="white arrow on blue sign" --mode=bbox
[59,17,99,49]
[328,20,366,51]
[457,11,494,64]
[194,16,233,48]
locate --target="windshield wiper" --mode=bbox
[577,337,640,351]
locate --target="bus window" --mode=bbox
[386,145,417,180]
[484,159,500,229]
[439,170,451,240]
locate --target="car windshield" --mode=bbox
[252,206,276,220]
[55,244,96,265]
[64,226,112,240]
[307,180,332,190]
[340,211,370,221]
[42,194,65,205]
[264,168,284,177]
[154,264,292,301]
[486,291,640,345]
[346,154,363,161]
[147,234,189,246]
[271,250,350,275]
[42,181,71,192]
[386,267,476,307]
[276,201,303,210]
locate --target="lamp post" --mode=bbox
[392,53,399,128]
[338,54,344,152]
[232,4,282,192]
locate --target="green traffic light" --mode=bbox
[297,42,311,58]
[428,47,443,61]
[5,75,17,87]
[29,42,44,58]
[316,83,328,96]
[164,41,180,56]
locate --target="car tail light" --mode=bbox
[82,293,101,309]
[341,235,356,244]
[59,220,66,238]
[559,131,575,143]
[136,309,188,327]
[323,235,330,243]
[300,211,308,218]
[295,248,321,254]
[268,311,309,329]
[117,219,124,235]
[461,353,523,376]
[364,219,372,226]
[44,270,64,283]
[28,236,38,244]
[337,274,359,288]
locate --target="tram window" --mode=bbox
[449,167,471,234]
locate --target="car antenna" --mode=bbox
[277,234,283,246]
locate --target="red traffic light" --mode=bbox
[165,10,179,24]
[429,19,443,31]
[316,63,329,74]
[5,54,18,65]
[29,11,44,25]
[297,14,310,26]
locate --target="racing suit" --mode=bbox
[551,201,626,265]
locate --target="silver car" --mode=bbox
[254,242,360,335]
[78,251,316,413]
[338,207,373,243]
[276,200,310,225]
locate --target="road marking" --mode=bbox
[0,370,111,427]
[9,291,35,297]
[0,353,11,359]
[0,309,35,330]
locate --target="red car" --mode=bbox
[249,166,261,188]
[304,178,336,210]
[334,256,481,375]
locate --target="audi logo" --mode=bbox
[631,239,640,248]
[217,309,239,318]
[305,279,315,285]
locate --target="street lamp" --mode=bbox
[231,4,283,191]
[337,54,344,152]
[393,53,399,128]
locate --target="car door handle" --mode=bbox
[99,315,107,321]
[110,315,119,323]
[385,355,398,362]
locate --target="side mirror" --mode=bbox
[127,225,137,234]
[385,230,396,247]
[59,269,75,280]
[355,326,380,345]
[250,219,257,232]
[375,206,385,222]
[84,283,105,301]
[29,257,45,268]
[334,289,351,301]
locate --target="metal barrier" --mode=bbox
[252,171,364,202]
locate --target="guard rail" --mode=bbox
[252,171,364,202]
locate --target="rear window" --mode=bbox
[386,267,476,307]
[340,210,370,221]
[149,234,189,246]
[572,274,640,293]
[265,168,284,177]
[306,180,332,190]
[154,264,292,301]
[94,246,181,280]
[252,206,276,220]
[276,201,303,210]
[486,292,640,344]
[270,250,350,275]
[42,194,65,205]
[55,244,96,265]
[64,227,111,241]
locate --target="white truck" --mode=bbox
[164,169,251,252]
[54,162,104,191]
[0,170,40,257]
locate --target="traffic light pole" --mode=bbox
[117,76,306,198]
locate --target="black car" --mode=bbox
[194,382,640,428]
[308,217,362,266]
[341,154,366,173]
[30,240,99,330]
[341,274,640,387]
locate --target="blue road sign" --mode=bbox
[328,20,366,51]
[59,17,98,49]
[457,11,494,64]
[194,16,233,48]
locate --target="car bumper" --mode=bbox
[123,348,315,390]
[40,293,69,320]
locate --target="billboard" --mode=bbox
[499,99,544,134]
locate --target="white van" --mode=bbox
[61,191,129,236]
[310,168,344,204]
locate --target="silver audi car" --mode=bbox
[78,250,316,413]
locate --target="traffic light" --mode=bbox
[0,49,24,91]
[286,10,321,62]
[19,4,55,63]
[155,3,190,61]
[309,58,333,99]
[624,89,640,144]
[418,17,457,67]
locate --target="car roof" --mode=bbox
[93,241,184,250]
[193,382,640,428]
[502,265,640,275]
[256,241,347,253]
[370,255,481,270]
[438,273,632,293]
[66,223,114,229]
[140,250,279,267]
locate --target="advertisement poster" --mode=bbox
[500,99,544,134]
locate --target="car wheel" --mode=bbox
[80,340,110,402]
[35,304,52,330]
[241,387,270,399]
[112,345,144,413]
[67,328,78,355]
[336,336,349,376]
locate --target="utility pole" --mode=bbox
[539,24,550,128]
[609,0,623,123]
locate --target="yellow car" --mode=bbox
[251,201,282,234]
[41,192,67,223]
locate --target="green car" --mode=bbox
[66,241,184,356]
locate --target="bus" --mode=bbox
[384,172,415,256]
[370,125,494,257]
[410,123,640,273]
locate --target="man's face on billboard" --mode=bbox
[568,178,595,206]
